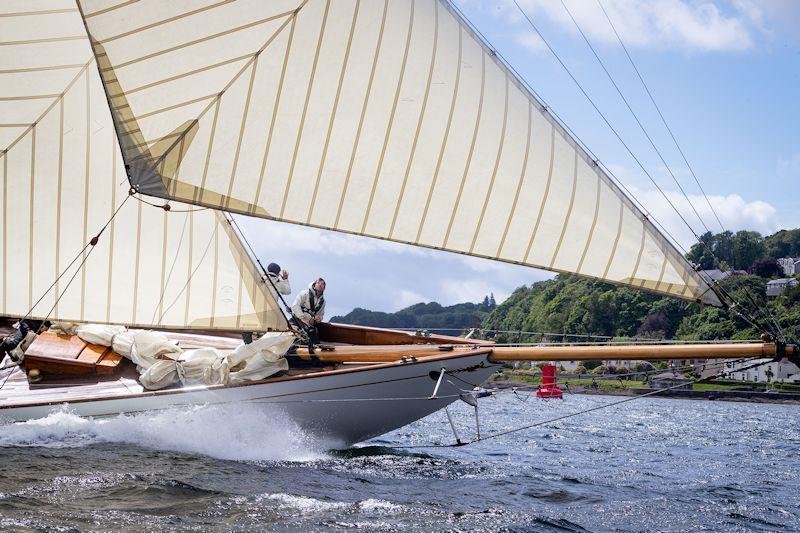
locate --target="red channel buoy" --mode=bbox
[536,364,564,399]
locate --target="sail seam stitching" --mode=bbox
[576,168,602,272]
[225,56,261,210]
[83,0,139,19]
[28,128,36,311]
[361,0,416,234]
[101,10,296,72]
[306,0,361,224]
[280,0,333,219]
[97,0,236,44]
[496,102,533,258]
[469,75,510,254]
[105,134,117,323]
[108,54,253,99]
[387,0,440,240]
[442,52,486,249]
[549,151,579,269]
[602,200,624,279]
[333,0,390,230]
[80,69,91,321]
[147,6,304,187]
[523,126,556,263]
[252,15,298,213]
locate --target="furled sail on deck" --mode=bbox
[75,0,721,306]
[0,1,286,331]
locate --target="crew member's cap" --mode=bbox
[267,262,281,276]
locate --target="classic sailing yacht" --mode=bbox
[0,0,795,445]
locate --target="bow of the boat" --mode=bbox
[1,348,500,447]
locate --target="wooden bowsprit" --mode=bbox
[292,341,799,365]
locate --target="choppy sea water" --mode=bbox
[1,394,798,532]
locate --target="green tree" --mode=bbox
[764,229,800,259]
[731,230,765,270]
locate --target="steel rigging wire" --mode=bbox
[595,0,726,233]
[572,0,787,341]
[445,0,770,336]
[507,0,778,338]
[558,0,711,235]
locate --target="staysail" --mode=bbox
[75,0,720,306]
[0,1,286,331]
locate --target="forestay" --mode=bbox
[75,0,721,305]
[0,1,286,331]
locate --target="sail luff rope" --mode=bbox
[508,0,774,335]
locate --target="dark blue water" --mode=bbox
[1,394,798,531]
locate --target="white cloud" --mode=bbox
[391,289,428,310]
[513,30,546,53]
[482,0,756,52]
[238,218,431,258]
[630,186,779,249]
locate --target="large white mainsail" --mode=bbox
[74,0,722,306]
[0,1,286,331]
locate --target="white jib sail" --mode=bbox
[74,0,721,306]
[0,1,287,331]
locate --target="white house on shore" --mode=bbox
[706,358,800,383]
[766,278,798,297]
[778,257,800,276]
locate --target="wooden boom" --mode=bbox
[294,342,797,364]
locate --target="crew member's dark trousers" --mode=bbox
[291,318,320,345]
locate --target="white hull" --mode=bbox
[1,350,498,446]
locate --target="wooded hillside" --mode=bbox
[332,229,800,342]
[486,228,800,343]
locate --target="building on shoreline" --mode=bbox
[650,372,693,390]
[766,278,798,297]
[703,358,800,383]
[778,257,800,276]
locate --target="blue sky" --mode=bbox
[240,0,800,318]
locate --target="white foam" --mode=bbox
[0,404,325,462]
[358,498,404,512]
[255,493,405,515]
[258,493,349,513]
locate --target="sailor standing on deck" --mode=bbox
[242,262,291,344]
[291,278,326,345]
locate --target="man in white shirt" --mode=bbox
[242,263,291,345]
[266,262,291,297]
